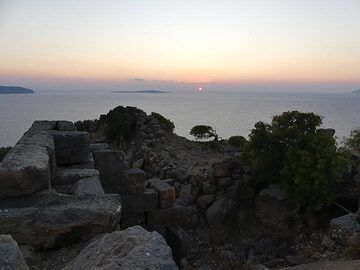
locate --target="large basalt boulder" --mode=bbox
[206,198,237,244]
[148,178,176,208]
[71,176,105,195]
[0,235,30,270]
[54,132,90,165]
[63,226,178,270]
[93,150,128,175]
[0,193,121,249]
[0,132,53,198]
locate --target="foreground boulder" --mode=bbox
[0,132,53,198]
[63,225,178,270]
[0,192,121,249]
[0,234,30,270]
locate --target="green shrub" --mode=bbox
[228,135,247,149]
[0,147,12,161]
[244,111,344,208]
[105,106,137,144]
[151,112,175,132]
[190,125,218,141]
[345,128,360,153]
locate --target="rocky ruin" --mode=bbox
[1,106,360,269]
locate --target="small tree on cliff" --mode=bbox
[244,111,344,208]
[190,125,218,141]
[345,128,360,153]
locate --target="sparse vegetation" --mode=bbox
[190,125,218,141]
[151,112,175,132]
[244,111,345,208]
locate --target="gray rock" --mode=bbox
[0,193,121,249]
[63,226,178,270]
[19,245,38,267]
[90,143,109,153]
[196,194,215,209]
[0,235,30,270]
[147,205,193,227]
[0,132,53,198]
[30,120,56,130]
[71,176,104,195]
[102,168,146,195]
[148,178,176,208]
[54,168,99,185]
[206,198,237,244]
[93,150,128,175]
[120,214,146,229]
[56,121,77,131]
[121,188,158,215]
[330,214,358,234]
[166,226,192,264]
[54,131,90,165]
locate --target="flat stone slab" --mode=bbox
[0,192,121,249]
[0,132,54,198]
[54,168,99,186]
[0,234,30,270]
[63,226,178,270]
[71,176,105,195]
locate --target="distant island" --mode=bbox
[112,90,171,94]
[352,89,360,94]
[0,86,34,94]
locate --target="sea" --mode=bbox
[0,90,359,147]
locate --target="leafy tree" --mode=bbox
[345,128,360,153]
[228,135,247,149]
[151,112,175,132]
[104,106,137,145]
[244,111,344,208]
[190,125,218,141]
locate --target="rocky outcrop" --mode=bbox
[63,226,178,270]
[0,234,30,270]
[0,193,121,249]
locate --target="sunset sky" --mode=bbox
[0,0,359,92]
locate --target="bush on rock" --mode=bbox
[244,111,345,208]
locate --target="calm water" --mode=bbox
[0,90,359,147]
